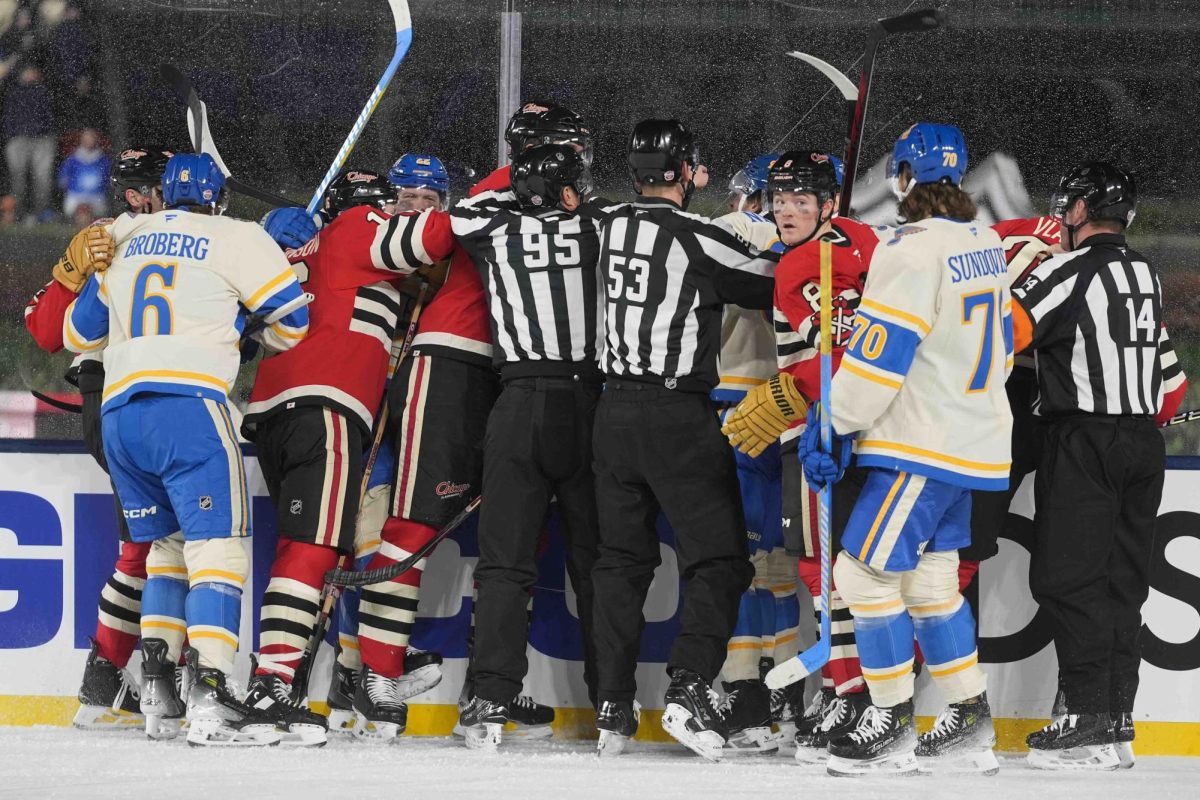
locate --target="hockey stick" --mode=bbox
[838,8,945,217]
[241,291,315,339]
[766,239,835,689]
[1164,408,1200,428]
[160,64,299,209]
[31,389,83,414]
[305,0,413,216]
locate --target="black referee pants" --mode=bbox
[1029,416,1164,715]
[590,382,753,703]
[470,376,602,706]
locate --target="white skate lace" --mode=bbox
[847,705,892,744]
[512,694,539,711]
[1043,713,1076,734]
[717,689,739,717]
[706,687,722,715]
[365,671,404,710]
[802,689,829,720]
[819,695,849,732]
[929,706,960,739]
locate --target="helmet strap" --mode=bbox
[789,202,834,249]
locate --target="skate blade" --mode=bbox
[723,726,783,756]
[394,664,443,702]
[827,751,919,777]
[353,713,403,742]
[597,730,631,758]
[463,722,504,751]
[73,704,145,731]
[661,703,725,762]
[774,721,797,746]
[144,714,184,741]
[794,744,831,764]
[1116,741,1135,769]
[1027,744,1120,771]
[327,708,359,736]
[277,723,328,748]
[503,722,553,740]
[185,719,281,747]
[917,747,999,776]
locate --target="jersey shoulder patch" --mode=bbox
[885,224,927,246]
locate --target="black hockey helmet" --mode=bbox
[767,150,839,207]
[627,119,698,186]
[1049,161,1137,228]
[506,104,592,161]
[322,168,398,220]
[111,145,174,208]
[512,144,590,210]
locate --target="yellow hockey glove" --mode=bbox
[721,372,809,457]
[52,225,115,293]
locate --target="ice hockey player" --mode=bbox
[473,101,593,195]
[799,123,1012,776]
[710,151,797,755]
[721,150,879,763]
[589,119,777,761]
[1012,162,1171,771]
[23,145,174,730]
[241,169,430,745]
[63,152,309,746]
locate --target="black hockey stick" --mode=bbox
[1164,408,1200,428]
[31,389,83,414]
[160,64,300,209]
[838,8,946,217]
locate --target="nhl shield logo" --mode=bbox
[665,377,678,390]
[199,496,213,511]
[290,499,303,515]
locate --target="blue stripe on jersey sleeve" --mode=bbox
[258,281,309,331]
[1002,309,1014,356]
[68,276,109,345]
[847,312,921,379]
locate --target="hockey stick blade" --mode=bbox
[787,52,857,101]
[30,389,83,414]
[766,640,830,690]
[875,7,946,35]
[325,495,480,587]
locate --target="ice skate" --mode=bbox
[243,673,327,747]
[596,700,640,757]
[73,639,144,731]
[185,665,281,747]
[826,700,918,777]
[139,638,184,741]
[325,661,360,736]
[660,668,728,762]
[720,679,781,755]
[1114,711,1136,769]
[459,696,508,751]
[352,665,408,742]
[505,694,555,739]
[915,694,998,775]
[394,648,444,701]
[796,689,871,765]
[1026,713,1120,771]
[769,678,804,744]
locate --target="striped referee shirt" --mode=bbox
[598,197,777,392]
[448,190,604,370]
[1013,232,1166,417]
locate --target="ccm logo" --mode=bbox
[435,481,470,498]
[123,506,157,519]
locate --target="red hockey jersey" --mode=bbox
[242,205,416,436]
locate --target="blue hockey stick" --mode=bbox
[305,0,413,216]
[766,238,835,690]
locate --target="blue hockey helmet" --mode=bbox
[162,153,227,211]
[729,152,780,199]
[887,122,967,199]
[389,153,450,209]
[826,153,845,188]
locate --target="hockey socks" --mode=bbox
[722,586,765,682]
[911,594,985,702]
[142,540,189,664]
[257,538,338,681]
[95,540,150,668]
[357,516,436,677]
[183,537,248,674]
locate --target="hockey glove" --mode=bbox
[798,403,854,490]
[52,225,115,293]
[262,207,322,249]
[722,372,809,457]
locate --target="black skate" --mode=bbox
[74,639,143,731]
[720,679,781,755]
[661,668,729,762]
[596,700,641,757]
[243,673,327,747]
[352,666,408,742]
[185,663,281,747]
[915,694,998,775]
[769,677,805,743]
[827,700,918,777]
[506,694,555,739]
[326,661,360,736]
[458,696,509,751]
[139,638,184,741]
[796,689,872,764]
[1026,713,1119,771]
[394,648,444,701]
[1113,712,1136,769]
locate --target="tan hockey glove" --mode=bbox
[52,225,115,293]
[722,372,809,457]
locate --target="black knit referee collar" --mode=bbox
[1075,231,1126,249]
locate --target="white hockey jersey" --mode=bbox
[830,217,1014,490]
[712,210,783,403]
[64,209,309,412]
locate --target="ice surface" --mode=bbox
[1,727,1194,800]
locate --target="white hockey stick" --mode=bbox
[787,51,857,101]
[305,0,412,216]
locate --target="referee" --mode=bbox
[1011,162,1166,770]
[589,119,777,759]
